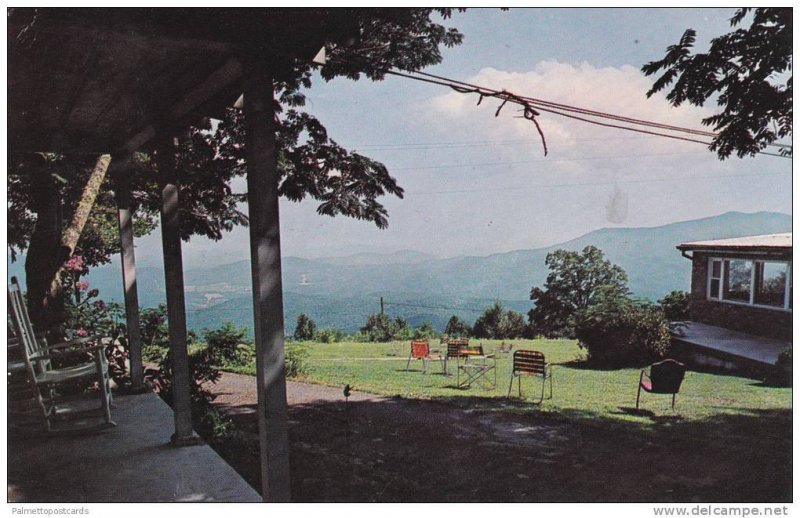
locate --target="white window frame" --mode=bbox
[707,256,792,312]
[707,258,723,300]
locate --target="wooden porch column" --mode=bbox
[243,55,291,501]
[112,159,145,391]
[155,135,198,446]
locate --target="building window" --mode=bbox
[708,257,792,310]
[722,259,752,303]
[709,259,722,300]
[753,262,788,307]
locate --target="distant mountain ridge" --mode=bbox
[9,211,791,334]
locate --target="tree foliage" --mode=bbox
[360,313,412,342]
[529,246,629,338]
[642,8,792,159]
[293,313,317,341]
[444,315,472,338]
[472,301,527,339]
[8,9,468,329]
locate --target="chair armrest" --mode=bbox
[33,344,105,362]
[43,336,102,351]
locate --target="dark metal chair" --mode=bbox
[507,350,552,402]
[405,339,444,374]
[636,359,686,409]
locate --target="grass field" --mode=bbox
[228,338,791,425]
[219,338,792,501]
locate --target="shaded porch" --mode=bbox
[8,391,260,502]
[671,321,791,371]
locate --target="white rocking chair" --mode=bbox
[7,277,115,433]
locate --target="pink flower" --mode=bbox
[64,255,85,273]
[75,281,89,291]
[76,329,88,337]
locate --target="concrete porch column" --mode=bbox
[243,55,291,502]
[155,135,198,446]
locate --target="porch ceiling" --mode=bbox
[7,8,340,155]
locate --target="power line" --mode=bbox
[408,68,792,153]
[328,56,790,159]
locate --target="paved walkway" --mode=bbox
[8,392,261,502]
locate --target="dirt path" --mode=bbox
[208,371,791,503]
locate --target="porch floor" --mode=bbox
[7,391,261,502]
[672,321,791,367]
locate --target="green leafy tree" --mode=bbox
[444,315,472,337]
[642,8,792,159]
[360,313,413,342]
[413,322,437,340]
[529,246,629,338]
[472,301,527,339]
[9,9,467,331]
[293,313,317,341]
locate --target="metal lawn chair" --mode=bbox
[7,277,115,432]
[636,359,686,410]
[443,337,469,375]
[456,344,496,389]
[507,350,552,402]
[405,339,444,374]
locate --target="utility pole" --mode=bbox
[380,297,384,315]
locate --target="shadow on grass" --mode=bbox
[207,384,792,504]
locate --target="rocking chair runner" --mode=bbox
[405,339,444,374]
[636,359,686,409]
[7,277,115,432]
[507,350,552,402]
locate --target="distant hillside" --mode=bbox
[9,211,791,334]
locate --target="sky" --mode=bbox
[133,7,792,267]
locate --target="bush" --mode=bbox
[203,322,250,367]
[574,295,672,368]
[658,290,690,321]
[314,326,343,343]
[764,348,792,387]
[285,343,309,377]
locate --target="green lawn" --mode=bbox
[232,338,791,425]
[220,338,792,501]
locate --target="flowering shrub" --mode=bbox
[60,269,129,384]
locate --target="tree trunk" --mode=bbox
[24,154,112,333]
[61,154,111,254]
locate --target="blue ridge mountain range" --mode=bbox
[7,211,791,334]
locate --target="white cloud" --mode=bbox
[427,61,714,167]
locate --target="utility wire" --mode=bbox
[409,68,792,152]
[327,56,790,159]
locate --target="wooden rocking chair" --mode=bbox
[7,277,115,433]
